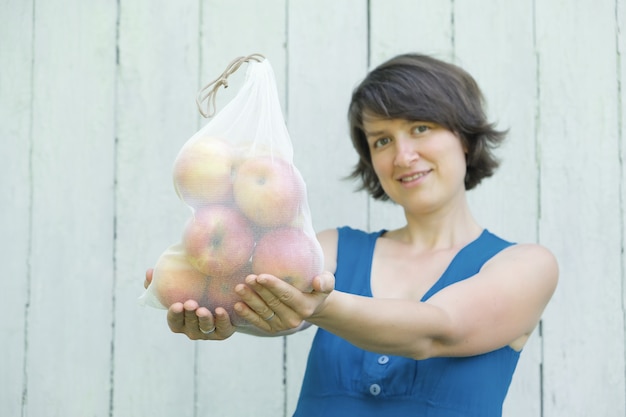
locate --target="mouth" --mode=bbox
[398,170,431,183]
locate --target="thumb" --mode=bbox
[144,268,154,289]
[313,271,335,294]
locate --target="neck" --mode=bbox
[391,194,482,250]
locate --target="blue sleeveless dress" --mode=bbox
[293,227,519,417]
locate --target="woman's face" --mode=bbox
[362,116,467,214]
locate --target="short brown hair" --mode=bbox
[348,53,507,200]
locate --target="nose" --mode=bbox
[393,137,419,167]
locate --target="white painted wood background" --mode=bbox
[1,0,624,416]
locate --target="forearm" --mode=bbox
[236,320,313,337]
[307,290,452,359]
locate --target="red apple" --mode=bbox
[233,155,305,227]
[152,245,210,308]
[205,277,240,313]
[252,227,324,292]
[205,276,246,326]
[173,137,234,207]
[204,263,261,327]
[182,204,255,277]
[204,262,250,305]
[203,264,279,335]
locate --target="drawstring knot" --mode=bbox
[196,53,265,118]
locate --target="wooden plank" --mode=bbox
[368,0,454,232]
[453,2,542,416]
[536,1,625,416]
[287,0,369,233]
[455,1,540,243]
[369,0,455,68]
[201,0,289,106]
[113,1,201,417]
[616,0,626,396]
[23,1,117,415]
[285,0,369,414]
[0,1,33,415]
[195,2,289,416]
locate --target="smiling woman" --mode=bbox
[348,54,507,200]
[362,118,468,214]
[149,53,558,417]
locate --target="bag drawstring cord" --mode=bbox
[196,53,265,118]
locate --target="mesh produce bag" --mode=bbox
[139,54,324,334]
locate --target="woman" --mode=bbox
[145,53,558,416]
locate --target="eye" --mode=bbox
[412,124,430,135]
[372,137,391,149]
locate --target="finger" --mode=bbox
[233,300,275,333]
[238,277,304,331]
[253,273,331,322]
[214,307,233,327]
[252,274,299,309]
[234,279,280,330]
[182,300,201,334]
[167,302,185,333]
[144,268,154,289]
[235,280,277,321]
[196,307,216,336]
[212,307,236,339]
[195,307,237,340]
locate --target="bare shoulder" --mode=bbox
[426,242,559,355]
[484,242,559,293]
[491,242,558,270]
[316,228,339,274]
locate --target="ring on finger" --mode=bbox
[200,326,216,335]
[263,312,276,321]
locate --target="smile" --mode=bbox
[399,171,429,182]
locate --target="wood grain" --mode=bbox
[1,1,624,416]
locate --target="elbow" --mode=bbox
[409,344,435,360]
[407,336,445,360]
[408,335,466,360]
[407,312,462,360]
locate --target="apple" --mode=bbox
[204,263,266,328]
[204,272,271,333]
[173,137,234,207]
[251,226,324,292]
[182,204,255,277]
[203,264,282,335]
[233,155,305,227]
[205,269,249,327]
[205,277,240,315]
[152,244,210,308]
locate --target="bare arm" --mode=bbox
[246,242,558,358]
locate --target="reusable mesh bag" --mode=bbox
[140,54,324,333]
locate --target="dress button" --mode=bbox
[377,355,389,365]
[369,383,381,396]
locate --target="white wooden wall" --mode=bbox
[1,1,624,416]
